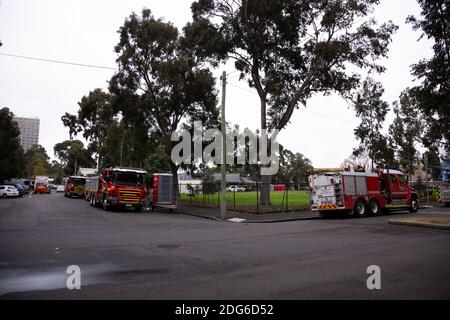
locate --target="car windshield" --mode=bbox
[113,171,146,186]
[69,178,86,186]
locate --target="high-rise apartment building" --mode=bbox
[14,116,40,151]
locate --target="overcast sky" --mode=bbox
[0,0,434,168]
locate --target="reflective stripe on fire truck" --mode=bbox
[318,204,337,210]
[345,190,381,195]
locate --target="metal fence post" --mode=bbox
[256,181,259,214]
[286,183,289,211]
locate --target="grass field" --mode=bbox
[180,190,310,207]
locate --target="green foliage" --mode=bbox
[187,0,397,205]
[186,0,398,131]
[100,122,123,168]
[61,112,81,140]
[0,108,25,182]
[389,89,422,175]
[143,147,171,175]
[61,89,117,170]
[109,8,219,191]
[186,183,199,197]
[23,145,50,179]
[275,146,312,186]
[353,78,396,168]
[405,0,450,150]
[32,160,48,177]
[53,140,95,176]
[48,160,64,184]
[201,168,218,195]
[76,89,116,168]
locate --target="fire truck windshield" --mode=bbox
[113,171,146,186]
[68,178,85,185]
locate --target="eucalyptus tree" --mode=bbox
[185,0,397,204]
[109,9,218,195]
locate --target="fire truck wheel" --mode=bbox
[409,198,419,213]
[134,205,142,212]
[368,199,381,216]
[354,199,367,217]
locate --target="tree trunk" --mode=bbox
[260,174,271,205]
[97,153,102,172]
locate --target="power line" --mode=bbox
[228,82,255,94]
[0,53,117,70]
[227,73,241,80]
[304,109,356,125]
[228,81,357,125]
[226,70,239,77]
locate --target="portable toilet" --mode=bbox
[152,173,177,210]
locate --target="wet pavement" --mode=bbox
[0,192,449,299]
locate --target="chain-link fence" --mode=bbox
[409,180,441,202]
[178,181,310,213]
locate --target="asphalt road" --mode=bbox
[0,192,449,299]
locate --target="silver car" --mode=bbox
[0,185,20,197]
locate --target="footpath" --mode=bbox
[178,205,319,223]
[389,212,450,230]
[178,203,450,228]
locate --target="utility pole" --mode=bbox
[424,153,429,208]
[74,156,78,176]
[120,133,124,167]
[220,71,227,220]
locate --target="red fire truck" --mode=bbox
[309,168,419,217]
[87,167,148,212]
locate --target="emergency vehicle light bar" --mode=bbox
[312,168,345,174]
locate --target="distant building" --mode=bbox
[212,173,241,184]
[14,116,40,151]
[179,179,203,194]
[178,173,192,181]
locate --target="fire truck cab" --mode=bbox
[87,167,148,212]
[309,168,419,217]
[64,176,86,198]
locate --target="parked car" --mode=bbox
[0,185,20,198]
[56,185,65,192]
[48,183,56,189]
[35,183,51,194]
[226,185,246,192]
[5,183,27,196]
